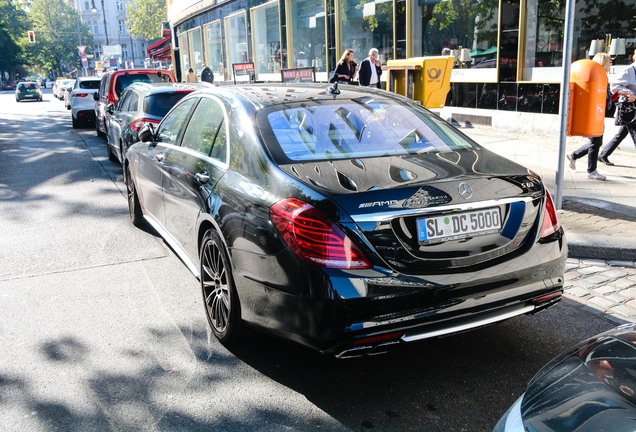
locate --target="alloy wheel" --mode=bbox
[201,236,233,339]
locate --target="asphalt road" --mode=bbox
[0,88,616,432]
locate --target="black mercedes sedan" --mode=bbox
[494,323,636,431]
[124,84,567,358]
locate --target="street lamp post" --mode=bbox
[91,0,109,45]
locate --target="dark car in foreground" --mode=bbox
[494,323,636,432]
[106,82,208,164]
[15,81,42,102]
[124,84,567,358]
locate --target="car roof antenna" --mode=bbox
[326,81,340,95]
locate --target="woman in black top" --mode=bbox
[331,49,357,84]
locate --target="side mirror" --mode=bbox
[138,124,156,143]
[106,103,115,115]
[93,92,99,101]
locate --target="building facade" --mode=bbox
[71,0,147,71]
[167,0,634,122]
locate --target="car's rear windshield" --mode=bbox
[258,95,475,162]
[19,83,37,90]
[80,80,100,90]
[144,92,191,118]
[115,73,172,97]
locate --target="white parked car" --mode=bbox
[60,80,75,105]
[53,79,74,99]
[70,76,101,128]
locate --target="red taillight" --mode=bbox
[270,198,371,269]
[130,118,160,131]
[72,93,89,98]
[540,188,560,239]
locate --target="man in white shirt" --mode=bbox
[358,48,382,88]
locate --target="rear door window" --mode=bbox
[144,92,191,118]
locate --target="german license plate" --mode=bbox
[417,207,502,244]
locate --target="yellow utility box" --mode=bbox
[384,56,454,108]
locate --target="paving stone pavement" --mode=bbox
[565,258,636,325]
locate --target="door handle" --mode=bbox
[195,171,210,184]
[155,152,165,163]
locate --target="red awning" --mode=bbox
[147,37,171,60]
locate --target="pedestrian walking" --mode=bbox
[330,49,357,84]
[598,48,636,166]
[201,63,214,84]
[567,52,613,181]
[358,48,382,88]
[185,67,197,83]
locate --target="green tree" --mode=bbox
[0,0,29,80]
[27,0,93,77]
[126,0,167,41]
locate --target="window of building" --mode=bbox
[204,20,224,81]
[522,0,564,81]
[190,27,204,78]
[122,43,128,58]
[119,20,126,35]
[116,0,124,11]
[89,20,99,35]
[84,1,89,10]
[288,0,327,79]
[224,11,248,79]
[251,0,281,79]
[338,0,393,74]
[178,31,191,78]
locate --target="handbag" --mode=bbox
[614,95,636,126]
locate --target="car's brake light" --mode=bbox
[130,118,160,131]
[270,198,371,269]
[539,188,560,239]
[72,93,89,98]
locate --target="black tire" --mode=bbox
[72,116,78,129]
[126,167,144,227]
[96,118,106,137]
[106,138,117,162]
[200,229,241,345]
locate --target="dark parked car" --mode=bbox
[15,81,42,102]
[494,323,636,432]
[94,68,176,138]
[106,82,208,164]
[124,84,566,358]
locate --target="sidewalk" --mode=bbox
[460,124,636,324]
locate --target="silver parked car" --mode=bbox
[106,82,209,164]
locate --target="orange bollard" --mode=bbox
[568,59,608,137]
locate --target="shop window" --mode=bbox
[178,32,190,80]
[288,0,327,79]
[421,0,499,84]
[499,0,520,82]
[204,21,225,81]
[338,0,393,74]
[190,27,204,78]
[522,0,564,81]
[251,1,282,80]
[225,11,249,79]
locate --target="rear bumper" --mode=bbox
[236,235,567,356]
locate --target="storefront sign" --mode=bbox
[232,62,255,76]
[281,67,315,83]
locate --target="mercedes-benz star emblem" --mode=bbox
[458,182,473,199]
